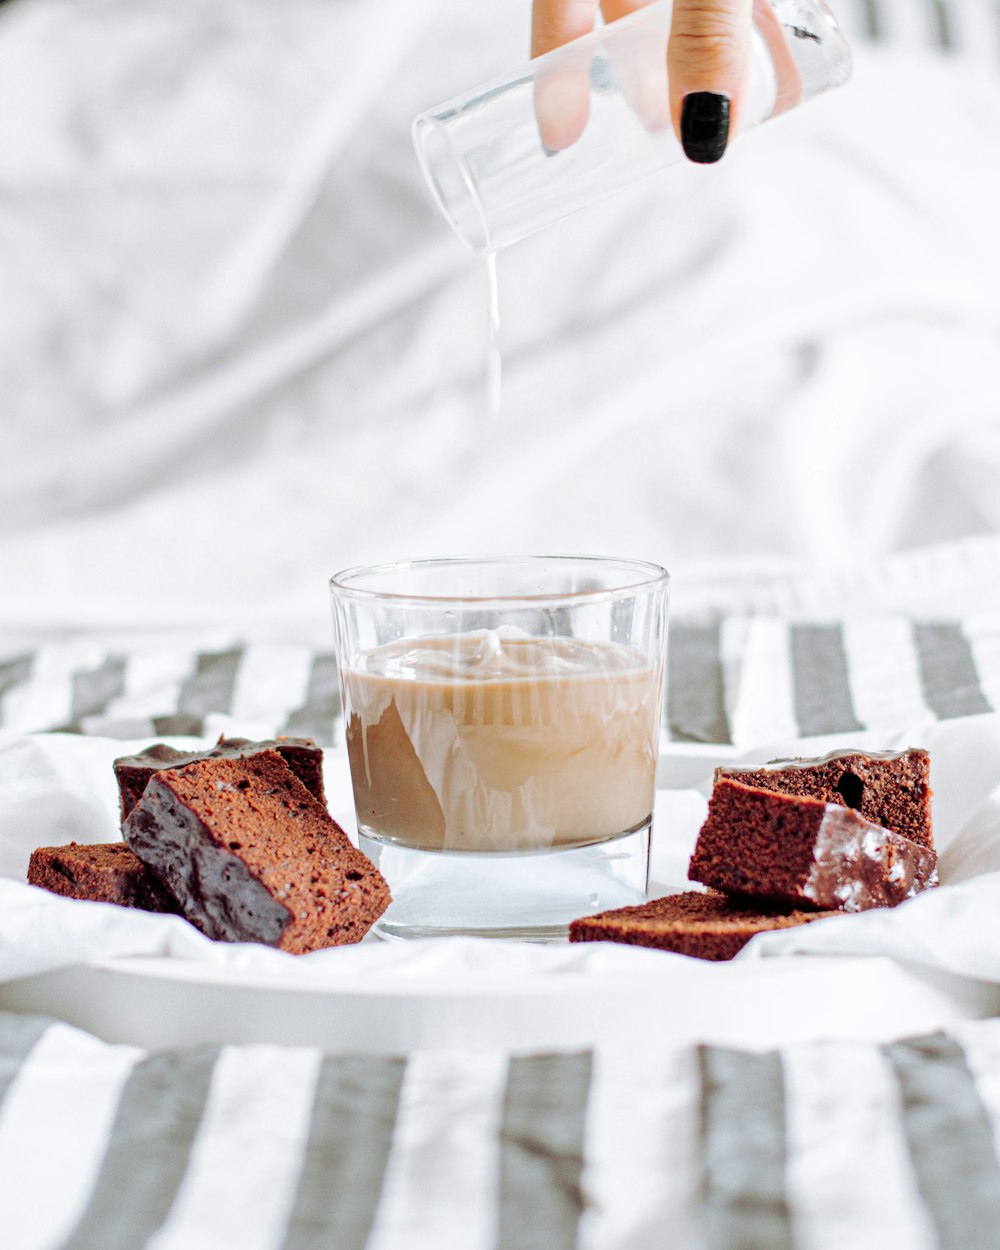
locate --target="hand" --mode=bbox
[531,0,753,163]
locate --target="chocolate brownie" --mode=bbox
[569,890,837,960]
[27,842,181,913]
[123,750,390,952]
[689,778,938,912]
[716,747,933,848]
[114,736,326,820]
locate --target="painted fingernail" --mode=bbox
[680,92,731,164]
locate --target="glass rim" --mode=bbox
[411,113,491,253]
[329,554,670,608]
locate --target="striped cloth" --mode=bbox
[0,641,343,745]
[668,616,999,747]
[1,615,997,749]
[5,1010,1000,1250]
[837,0,1000,64]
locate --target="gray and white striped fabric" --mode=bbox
[5,1011,1000,1250]
[1,615,997,748]
[668,615,1000,747]
[0,640,343,746]
[837,0,1000,63]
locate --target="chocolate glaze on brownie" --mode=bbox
[715,747,933,848]
[689,779,938,912]
[123,750,389,952]
[569,890,837,961]
[114,736,326,820]
[27,842,181,913]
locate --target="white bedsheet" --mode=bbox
[0,0,998,633]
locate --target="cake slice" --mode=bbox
[569,891,837,961]
[123,750,390,952]
[715,747,933,848]
[27,842,181,914]
[114,736,326,821]
[689,778,938,912]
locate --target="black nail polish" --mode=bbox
[680,92,730,164]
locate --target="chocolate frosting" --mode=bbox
[115,737,317,771]
[124,775,291,945]
[720,747,926,774]
[803,805,938,912]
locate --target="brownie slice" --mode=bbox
[569,891,837,961]
[123,750,390,952]
[115,736,326,820]
[716,747,933,848]
[689,779,938,912]
[28,842,181,914]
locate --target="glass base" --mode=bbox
[359,823,651,941]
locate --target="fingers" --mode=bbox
[531,0,601,56]
[598,0,655,21]
[532,0,602,151]
[533,0,757,160]
[601,0,671,132]
[534,57,592,151]
[667,0,754,163]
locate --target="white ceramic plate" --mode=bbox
[3,727,998,1053]
[3,946,997,1053]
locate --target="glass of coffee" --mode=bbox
[330,555,669,940]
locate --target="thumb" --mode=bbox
[668,0,753,163]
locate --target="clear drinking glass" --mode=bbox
[413,0,852,251]
[330,556,670,940]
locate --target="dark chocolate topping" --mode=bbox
[804,805,938,910]
[689,779,937,912]
[721,746,926,771]
[115,736,325,820]
[115,736,318,771]
[122,750,390,952]
[124,776,290,944]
